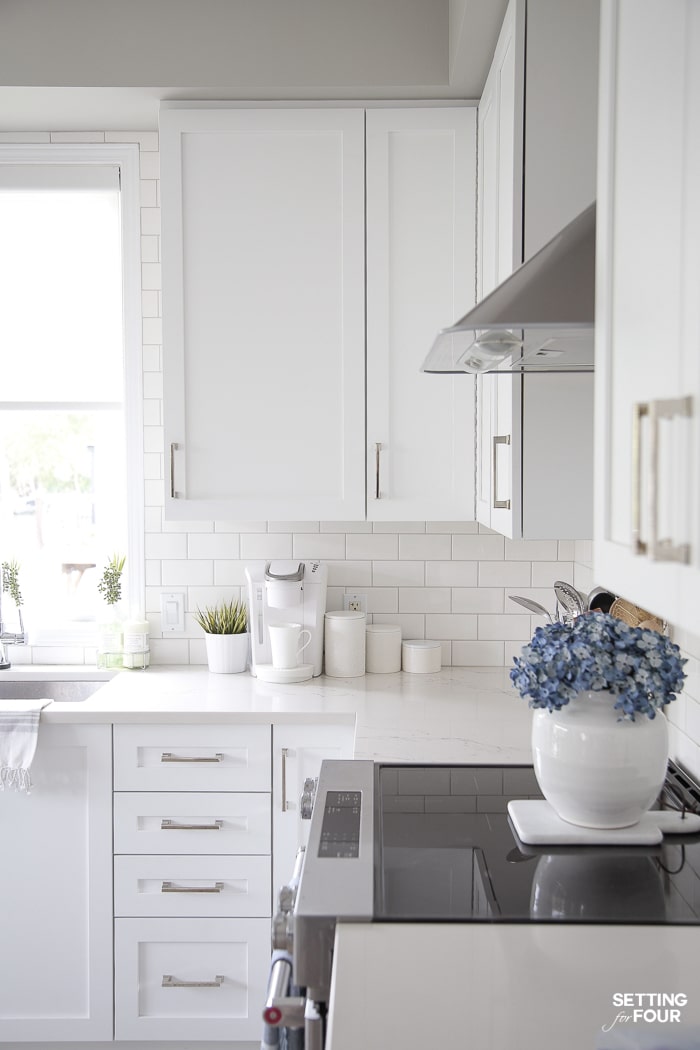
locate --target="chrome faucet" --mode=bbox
[0,587,27,670]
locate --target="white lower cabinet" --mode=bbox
[0,723,113,1043]
[115,917,270,1041]
[113,723,272,1043]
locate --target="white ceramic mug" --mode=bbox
[268,622,312,669]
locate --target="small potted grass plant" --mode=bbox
[194,597,249,674]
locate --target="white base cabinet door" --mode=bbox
[272,722,354,897]
[0,723,112,1042]
[114,917,270,1041]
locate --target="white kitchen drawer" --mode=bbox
[114,792,271,855]
[113,723,271,792]
[114,854,271,918]
[115,916,269,1041]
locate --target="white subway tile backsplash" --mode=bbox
[364,588,399,614]
[531,561,574,588]
[452,640,505,667]
[399,588,451,613]
[505,539,559,561]
[374,613,426,638]
[452,588,504,614]
[240,533,293,560]
[478,561,531,588]
[327,561,372,586]
[106,130,159,151]
[399,533,451,560]
[478,614,531,640]
[374,520,425,533]
[142,370,163,399]
[294,533,345,559]
[214,561,250,586]
[425,614,478,641]
[143,425,164,454]
[161,559,214,586]
[142,317,162,343]
[144,533,185,558]
[50,131,105,142]
[347,533,398,560]
[215,521,268,533]
[425,561,477,587]
[372,561,424,587]
[141,261,161,289]
[269,521,319,533]
[452,534,505,560]
[141,207,161,236]
[427,521,479,534]
[321,519,372,533]
[188,533,240,559]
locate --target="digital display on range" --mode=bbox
[318,790,361,858]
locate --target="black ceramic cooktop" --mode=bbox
[374,762,700,924]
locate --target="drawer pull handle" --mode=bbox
[161,819,223,831]
[161,881,224,894]
[281,747,289,813]
[161,752,224,763]
[162,974,224,989]
[492,434,512,510]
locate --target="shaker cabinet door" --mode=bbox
[365,107,476,521]
[161,106,366,521]
[595,0,700,628]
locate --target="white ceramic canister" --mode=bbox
[365,623,402,673]
[402,638,442,673]
[324,610,366,677]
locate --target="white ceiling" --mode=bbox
[0,0,508,130]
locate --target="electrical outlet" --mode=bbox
[343,593,367,614]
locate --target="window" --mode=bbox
[0,145,143,648]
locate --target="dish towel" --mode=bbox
[0,699,51,793]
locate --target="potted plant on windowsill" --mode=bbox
[96,553,126,669]
[194,598,249,674]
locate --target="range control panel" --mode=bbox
[318,790,361,858]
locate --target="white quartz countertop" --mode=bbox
[2,665,534,764]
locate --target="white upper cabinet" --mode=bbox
[476,0,597,539]
[366,108,476,521]
[161,106,366,521]
[595,0,700,631]
[161,103,476,522]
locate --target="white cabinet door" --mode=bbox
[476,0,596,540]
[161,105,366,521]
[272,722,354,898]
[366,107,476,521]
[0,724,112,1042]
[595,0,700,628]
[475,0,524,536]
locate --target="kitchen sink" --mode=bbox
[0,680,104,702]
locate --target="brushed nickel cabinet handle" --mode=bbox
[631,400,649,555]
[492,434,511,510]
[160,819,223,831]
[170,442,180,499]
[161,752,224,763]
[162,974,224,989]
[161,881,224,894]
[281,747,289,813]
[374,442,382,500]
[648,396,692,563]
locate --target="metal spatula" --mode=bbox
[508,595,554,623]
[553,581,585,621]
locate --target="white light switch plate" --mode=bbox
[160,592,185,632]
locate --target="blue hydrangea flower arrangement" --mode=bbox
[510,612,686,721]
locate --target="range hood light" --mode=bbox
[459,330,524,373]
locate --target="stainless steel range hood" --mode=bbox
[421,203,595,374]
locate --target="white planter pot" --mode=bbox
[204,632,249,674]
[531,689,669,829]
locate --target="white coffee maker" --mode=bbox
[245,560,327,681]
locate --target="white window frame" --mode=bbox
[0,143,144,644]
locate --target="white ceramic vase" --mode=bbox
[531,689,669,829]
[204,632,249,674]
